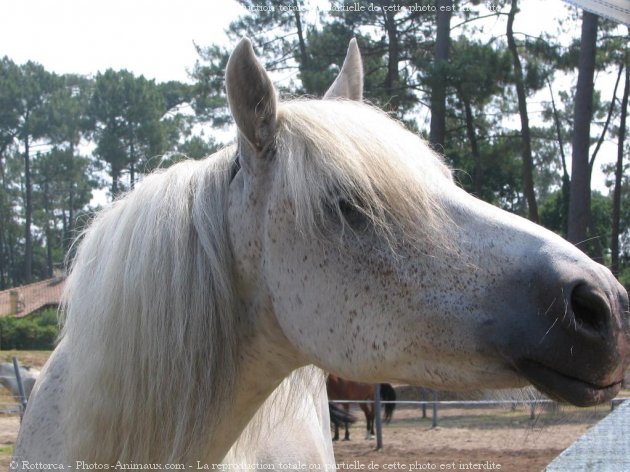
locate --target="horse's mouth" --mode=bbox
[514,359,622,407]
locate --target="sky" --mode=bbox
[2,0,576,84]
[0,0,623,192]
[1,0,246,83]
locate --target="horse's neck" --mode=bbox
[206,309,304,461]
[209,370,284,460]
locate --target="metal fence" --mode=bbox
[329,392,628,447]
[0,357,29,416]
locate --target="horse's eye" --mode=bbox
[338,198,369,232]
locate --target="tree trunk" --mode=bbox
[382,6,400,110]
[67,184,75,250]
[611,63,629,278]
[293,0,308,73]
[130,161,135,190]
[62,208,68,252]
[0,151,6,288]
[507,0,538,223]
[568,11,598,249]
[24,130,33,283]
[67,143,76,251]
[429,0,452,149]
[43,180,54,278]
[129,137,136,189]
[8,227,16,286]
[462,96,482,197]
[0,204,5,289]
[111,166,120,196]
[547,79,570,236]
[590,63,623,169]
[45,224,53,278]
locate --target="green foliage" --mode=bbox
[448,37,513,107]
[162,135,221,167]
[0,55,197,286]
[618,266,630,293]
[540,190,568,238]
[0,57,23,154]
[177,135,220,159]
[191,44,231,126]
[589,192,613,252]
[540,190,612,258]
[0,309,59,350]
[300,23,359,96]
[90,69,172,194]
[0,3,629,291]
[158,81,194,111]
[191,0,308,125]
[0,58,66,285]
[446,128,526,212]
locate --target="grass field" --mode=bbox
[0,350,52,370]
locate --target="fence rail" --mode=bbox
[330,398,628,407]
[329,395,629,447]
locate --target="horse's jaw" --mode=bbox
[512,359,625,406]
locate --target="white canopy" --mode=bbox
[563,0,630,25]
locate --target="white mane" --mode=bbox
[61,148,239,464]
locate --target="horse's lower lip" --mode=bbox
[515,359,622,407]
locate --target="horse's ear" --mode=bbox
[226,38,277,154]
[324,38,363,101]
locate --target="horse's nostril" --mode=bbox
[570,284,610,335]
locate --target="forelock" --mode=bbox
[274,100,452,245]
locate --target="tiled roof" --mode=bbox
[0,278,65,317]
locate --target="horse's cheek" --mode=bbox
[227,183,268,292]
[262,225,323,350]
[260,222,378,373]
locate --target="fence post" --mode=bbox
[12,357,27,417]
[432,390,438,428]
[420,388,427,418]
[374,384,383,450]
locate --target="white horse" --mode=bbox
[14,37,630,469]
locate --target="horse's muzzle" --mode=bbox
[495,266,630,406]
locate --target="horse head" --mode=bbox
[225,38,629,407]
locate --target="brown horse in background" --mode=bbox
[326,374,396,440]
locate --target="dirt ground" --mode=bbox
[331,406,610,472]
[0,415,20,470]
[0,403,611,472]
[0,351,622,472]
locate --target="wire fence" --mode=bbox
[329,393,629,448]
